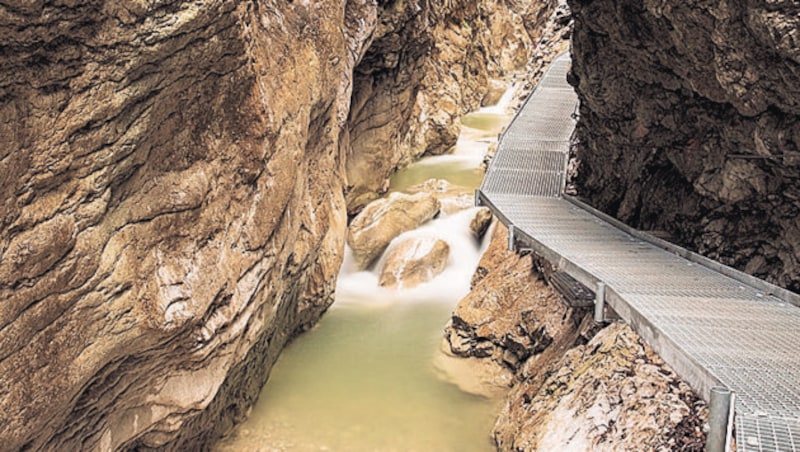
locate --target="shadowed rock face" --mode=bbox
[0,1,361,449]
[567,0,800,291]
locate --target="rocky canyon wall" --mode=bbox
[567,0,800,291]
[0,0,552,449]
[0,0,362,449]
[344,0,557,210]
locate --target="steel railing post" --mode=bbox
[707,386,733,452]
[594,281,606,323]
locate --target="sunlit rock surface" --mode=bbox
[568,0,800,291]
[378,237,450,289]
[347,192,441,271]
[0,1,365,449]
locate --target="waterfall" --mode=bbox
[481,80,517,115]
[336,208,490,306]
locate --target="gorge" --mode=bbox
[1,0,797,450]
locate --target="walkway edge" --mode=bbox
[563,195,800,308]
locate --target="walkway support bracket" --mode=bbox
[508,224,516,252]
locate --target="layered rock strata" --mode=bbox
[567,0,800,291]
[0,1,362,449]
[0,0,562,448]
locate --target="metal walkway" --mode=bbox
[476,53,800,451]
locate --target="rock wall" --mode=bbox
[344,0,557,210]
[445,224,707,450]
[567,0,800,291]
[0,0,555,450]
[0,1,362,449]
[0,0,558,448]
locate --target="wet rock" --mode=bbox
[445,198,706,450]
[469,208,494,240]
[568,0,800,291]
[347,193,441,270]
[405,178,474,214]
[433,340,514,399]
[378,237,450,289]
[482,79,509,107]
[493,323,707,451]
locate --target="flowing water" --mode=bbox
[215,86,517,452]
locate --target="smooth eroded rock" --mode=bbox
[347,192,441,270]
[378,237,450,289]
[405,178,474,215]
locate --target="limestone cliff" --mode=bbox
[567,0,800,291]
[0,0,555,449]
[0,1,361,449]
[345,0,557,210]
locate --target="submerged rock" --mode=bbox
[378,237,450,289]
[347,193,441,270]
[494,323,707,451]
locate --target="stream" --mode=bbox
[215,88,515,452]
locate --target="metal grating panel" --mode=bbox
[479,51,800,451]
[737,415,800,452]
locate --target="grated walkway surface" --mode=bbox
[477,52,800,451]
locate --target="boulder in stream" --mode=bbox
[469,207,493,240]
[348,192,441,270]
[378,237,450,289]
[405,178,474,215]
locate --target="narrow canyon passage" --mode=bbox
[214,99,514,451]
